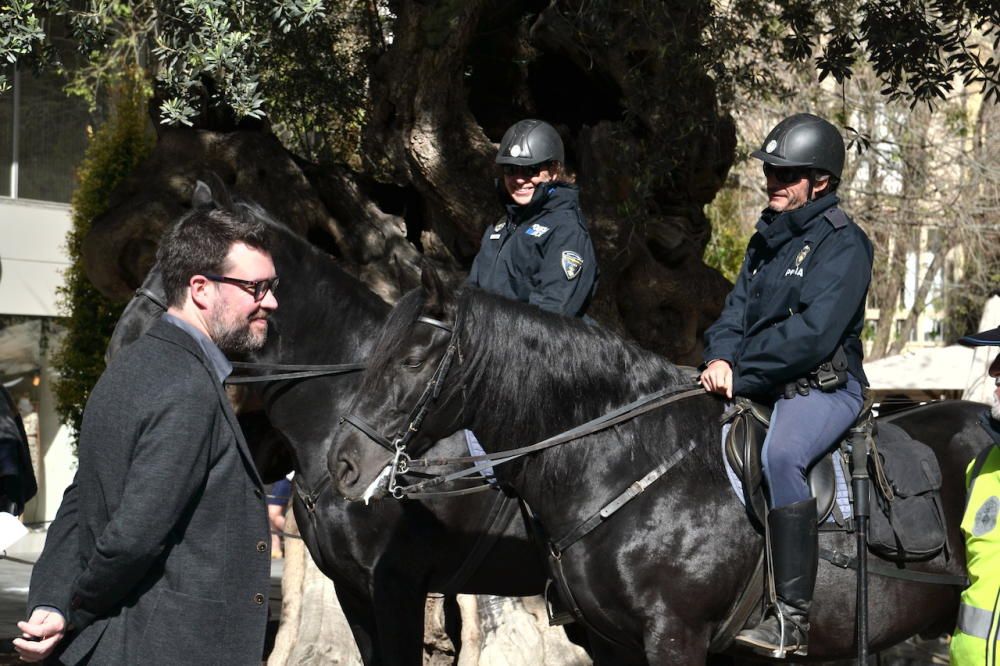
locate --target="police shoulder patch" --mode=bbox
[525,223,550,237]
[973,496,999,537]
[561,251,584,280]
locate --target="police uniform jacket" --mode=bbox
[468,183,598,317]
[703,194,873,398]
[27,318,271,665]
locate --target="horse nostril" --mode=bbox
[337,455,360,489]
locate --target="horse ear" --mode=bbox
[204,172,234,210]
[421,261,449,318]
[192,181,214,210]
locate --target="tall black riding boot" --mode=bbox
[734,497,818,658]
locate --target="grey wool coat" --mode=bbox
[28,318,271,665]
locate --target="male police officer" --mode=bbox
[701,114,874,657]
[951,325,1000,665]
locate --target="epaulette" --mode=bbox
[823,208,850,229]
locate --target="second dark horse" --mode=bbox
[107,186,582,664]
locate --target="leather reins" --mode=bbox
[133,287,368,384]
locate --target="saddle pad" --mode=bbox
[465,430,497,483]
[720,421,850,523]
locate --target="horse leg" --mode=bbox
[333,582,379,664]
[442,594,463,656]
[370,575,429,666]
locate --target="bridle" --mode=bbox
[340,310,463,499]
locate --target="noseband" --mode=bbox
[340,311,463,498]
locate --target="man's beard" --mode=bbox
[992,389,1000,421]
[209,311,268,356]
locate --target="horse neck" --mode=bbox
[459,293,686,447]
[266,245,389,365]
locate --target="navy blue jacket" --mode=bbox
[703,194,873,398]
[468,184,598,317]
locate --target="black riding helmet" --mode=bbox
[751,113,845,180]
[496,119,564,166]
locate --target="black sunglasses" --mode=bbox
[502,163,548,178]
[203,274,279,302]
[763,163,810,184]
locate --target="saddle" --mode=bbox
[723,398,838,529]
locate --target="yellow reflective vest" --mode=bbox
[951,416,1000,666]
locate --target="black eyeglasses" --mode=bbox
[203,274,279,302]
[502,163,548,178]
[763,163,810,184]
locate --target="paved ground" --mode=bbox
[0,529,284,661]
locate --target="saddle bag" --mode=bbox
[867,422,947,562]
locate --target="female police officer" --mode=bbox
[700,113,873,657]
[468,119,598,317]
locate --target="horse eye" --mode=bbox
[402,357,424,369]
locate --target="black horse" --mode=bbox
[106,188,577,665]
[329,269,985,664]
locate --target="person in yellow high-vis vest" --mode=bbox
[952,324,1000,666]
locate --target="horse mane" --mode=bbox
[460,288,688,426]
[458,289,723,480]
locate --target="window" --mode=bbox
[894,320,917,343]
[0,65,91,203]
[923,318,942,342]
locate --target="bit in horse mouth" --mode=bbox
[360,465,392,505]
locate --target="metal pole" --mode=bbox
[849,418,872,665]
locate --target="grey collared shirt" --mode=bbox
[162,313,233,383]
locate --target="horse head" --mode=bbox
[331,263,467,501]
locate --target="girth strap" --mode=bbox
[819,547,967,586]
[708,548,767,653]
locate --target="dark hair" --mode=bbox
[157,207,270,308]
[812,168,840,194]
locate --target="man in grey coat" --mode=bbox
[15,205,279,664]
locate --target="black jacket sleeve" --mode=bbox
[527,217,597,317]
[702,252,751,367]
[27,479,81,621]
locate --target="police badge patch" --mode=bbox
[973,495,999,537]
[784,243,811,277]
[525,224,550,237]
[561,251,584,280]
[494,221,505,232]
